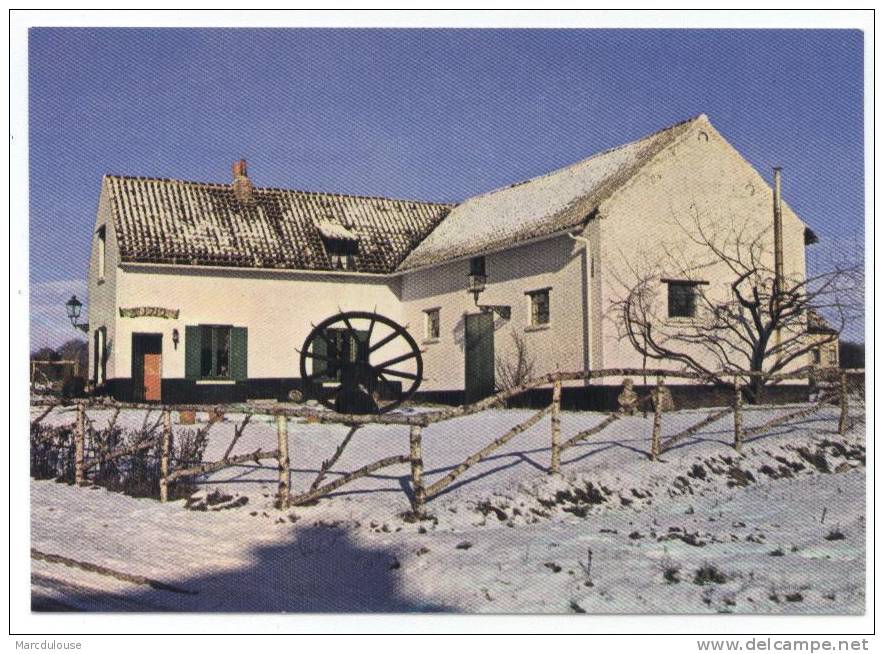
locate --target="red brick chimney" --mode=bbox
[232,159,254,204]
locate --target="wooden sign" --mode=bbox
[119,307,179,319]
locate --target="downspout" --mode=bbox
[772,168,785,360]
[568,231,592,379]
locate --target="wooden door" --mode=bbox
[132,333,163,402]
[464,312,495,404]
[143,352,162,401]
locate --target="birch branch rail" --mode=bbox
[741,393,837,440]
[222,413,251,461]
[30,406,54,428]
[559,413,621,452]
[424,405,552,499]
[167,448,281,482]
[29,366,865,429]
[310,425,359,492]
[81,437,159,471]
[659,406,734,453]
[289,454,409,506]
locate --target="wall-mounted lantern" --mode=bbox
[172,328,180,350]
[65,295,89,333]
[467,256,511,320]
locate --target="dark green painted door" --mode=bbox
[465,312,495,403]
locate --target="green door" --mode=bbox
[464,312,495,403]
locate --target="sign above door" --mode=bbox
[119,307,180,319]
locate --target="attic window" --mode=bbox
[317,221,360,270]
[325,238,359,270]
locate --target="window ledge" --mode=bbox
[525,323,551,332]
[666,317,701,327]
[196,379,236,385]
[422,338,441,345]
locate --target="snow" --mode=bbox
[399,115,702,270]
[316,220,359,241]
[30,400,865,613]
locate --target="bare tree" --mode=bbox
[612,205,861,402]
[495,330,536,392]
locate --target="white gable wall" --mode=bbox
[87,180,120,382]
[595,118,809,377]
[400,234,587,392]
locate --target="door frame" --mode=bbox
[131,332,163,402]
[463,311,495,404]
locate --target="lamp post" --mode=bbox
[467,270,511,320]
[65,295,89,333]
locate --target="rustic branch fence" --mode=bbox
[30,366,863,515]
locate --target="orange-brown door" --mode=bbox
[132,333,163,402]
[143,352,162,401]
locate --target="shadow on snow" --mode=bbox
[32,523,452,613]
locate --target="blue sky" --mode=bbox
[28,28,865,347]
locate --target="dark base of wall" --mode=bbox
[106,378,303,404]
[415,384,811,411]
[103,378,810,410]
[104,377,406,405]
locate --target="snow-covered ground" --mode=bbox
[30,401,865,613]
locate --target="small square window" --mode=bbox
[666,281,699,318]
[424,308,440,340]
[528,289,550,326]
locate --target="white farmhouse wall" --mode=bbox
[113,266,403,380]
[595,118,808,378]
[401,234,587,392]
[86,180,120,381]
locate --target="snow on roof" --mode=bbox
[105,176,451,274]
[316,220,359,241]
[104,115,718,276]
[398,115,706,271]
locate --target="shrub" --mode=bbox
[30,423,75,482]
[693,563,727,585]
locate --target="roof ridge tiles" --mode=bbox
[103,173,454,207]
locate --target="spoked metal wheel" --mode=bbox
[299,311,423,414]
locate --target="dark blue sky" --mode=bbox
[28,28,865,346]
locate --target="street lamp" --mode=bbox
[65,295,89,333]
[467,258,511,320]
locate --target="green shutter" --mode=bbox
[185,326,201,380]
[312,332,328,378]
[230,327,248,381]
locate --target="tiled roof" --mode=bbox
[397,114,706,270]
[105,176,452,274]
[106,115,748,276]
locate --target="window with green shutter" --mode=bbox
[185,325,247,381]
[230,327,247,380]
[185,326,201,380]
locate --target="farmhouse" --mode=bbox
[84,114,817,406]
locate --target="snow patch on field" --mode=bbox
[30,403,865,613]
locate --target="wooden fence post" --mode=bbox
[409,424,426,513]
[650,377,664,461]
[159,409,172,502]
[549,378,562,474]
[276,413,290,509]
[733,375,744,452]
[838,371,849,435]
[74,402,85,486]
